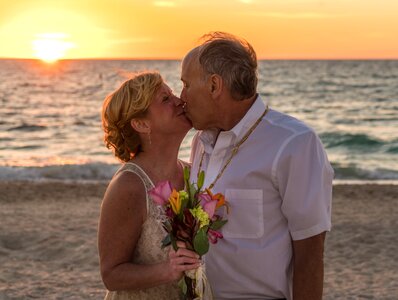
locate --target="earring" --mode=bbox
[147,131,152,146]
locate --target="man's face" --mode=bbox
[180,53,213,130]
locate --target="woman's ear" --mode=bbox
[209,74,223,98]
[130,118,151,134]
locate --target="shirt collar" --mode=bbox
[199,95,267,153]
[199,128,219,153]
[229,95,267,142]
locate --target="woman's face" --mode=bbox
[146,82,192,137]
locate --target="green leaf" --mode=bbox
[178,277,188,295]
[162,220,172,232]
[183,166,190,182]
[193,228,209,256]
[161,234,171,249]
[170,234,178,251]
[183,166,196,207]
[189,183,197,206]
[197,170,205,190]
[209,219,228,231]
[179,192,189,211]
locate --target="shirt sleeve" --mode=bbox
[276,130,334,241]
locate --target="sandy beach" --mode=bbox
[0,181,397,299]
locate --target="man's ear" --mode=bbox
[209,74,223,98]
[130,118,151,134]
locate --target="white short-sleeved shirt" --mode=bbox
[189,96,334,300]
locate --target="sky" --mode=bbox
[0,0,397,60]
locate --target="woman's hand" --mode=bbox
[166,241,201,281]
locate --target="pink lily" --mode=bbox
[198,193,217,218]
[148,180,172,206]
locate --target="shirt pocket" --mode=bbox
[223,189,264,239]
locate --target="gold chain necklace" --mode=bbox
[197,106,269,189]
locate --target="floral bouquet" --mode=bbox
[148,167,228,300]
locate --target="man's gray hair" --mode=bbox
[198,32,258,101]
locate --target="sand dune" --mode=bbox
[0,181,397,299]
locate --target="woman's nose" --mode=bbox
[172,95,183,106]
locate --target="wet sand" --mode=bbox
[0,181,397,299]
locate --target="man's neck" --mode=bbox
[219,93,257,131]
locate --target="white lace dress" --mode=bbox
[104,162,181,300]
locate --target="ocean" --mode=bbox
[0,59,397,183]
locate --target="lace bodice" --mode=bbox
[104,162,181,300]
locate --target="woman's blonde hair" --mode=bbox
[102,71,163,162]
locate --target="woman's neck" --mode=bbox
[132,139,184,190]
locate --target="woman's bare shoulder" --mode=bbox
[102,171,147,212]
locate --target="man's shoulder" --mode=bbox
[266,109,329,159]
[266,108,313,136]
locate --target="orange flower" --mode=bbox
[168,189,181,214]
[213,193,226,209]
[206,188,227,210]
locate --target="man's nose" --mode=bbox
[179,88,186,102]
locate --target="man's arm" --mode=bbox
[292,231,326,300]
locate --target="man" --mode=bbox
[180,32,333,300]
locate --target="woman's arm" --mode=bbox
[98,172,200,291]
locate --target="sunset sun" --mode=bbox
[32,33,75,63]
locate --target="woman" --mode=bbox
[98,72,200,300]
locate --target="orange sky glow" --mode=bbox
[0,0,397,60]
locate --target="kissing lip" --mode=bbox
[177,110,186,117]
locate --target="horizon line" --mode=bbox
[1,57,398,61]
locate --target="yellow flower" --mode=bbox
[179,190,189,201]
[169,189,181,214]
[190,206,210,228]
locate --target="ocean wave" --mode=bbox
[0,163,119,181]
[7,124,47,132]
[332,163,398,180]
[361,117,398,122]
[371,73,398,80]
[11,145,43,150]
[0,162,397,182]
[0,137,13,142]
[386,144,398,154]
[321,132,384,149]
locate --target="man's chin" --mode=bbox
[184,117,193,128]
[191,122,205,131]
[184,113,202,130]
[183,113,192,123]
